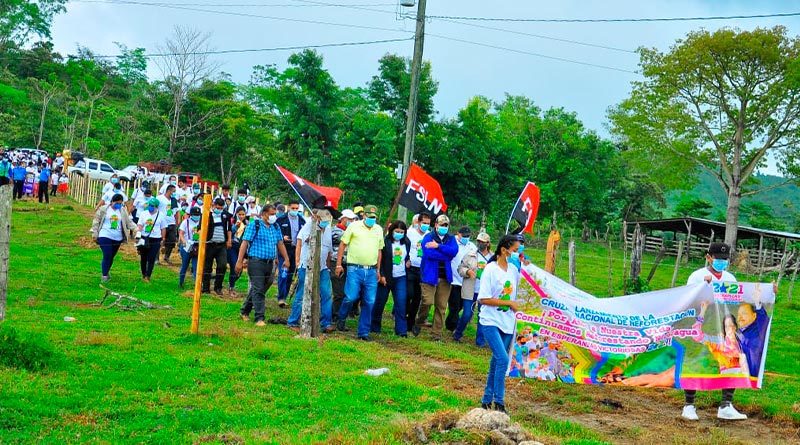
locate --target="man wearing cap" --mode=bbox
[406,212,432,332]
[454,230,491,342]
[413,214,459,340]
[136,197,168,282]
[276,200,305,307]
[445,226,477,331]
[682,242,747,421]
[331,209,357,319]
[237,204,291,326]
[335,204,384,341]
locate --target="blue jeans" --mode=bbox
[287,267,333,329]
[227,242,241,289]
[179,247,198,287]
[453,293,477,341]
[481,324,513,406]
[337,266,378,338]
[475,302,485,347]
[98,237,122,277]
[277,245,297,301]
[371,275,408,335]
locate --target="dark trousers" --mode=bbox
[13,180,23,199]
[277,243,297,301]
[227,242,241,289]
[685,389,735,407]
[98,237,122,276]
[406,267,422,330]
[202,242,227,292]
[330,258,346,317]
[163,224,177,260]
[37,180,49,203]
[50,183,57,196]
[139,238,161,278]
[445,284,463,331]
[241,258,275,322]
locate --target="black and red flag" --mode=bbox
[506,182,540,234]
[275,165,343,212]
[399,163,448,217]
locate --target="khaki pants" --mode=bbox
[417,279,451,336]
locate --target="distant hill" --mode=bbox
[665,171,800,229]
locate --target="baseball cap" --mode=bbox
[458,226,472,237]
[353,205,364,215]
[364,205,378,217]
[190,206,202,216]
[477,231,491,242]
[147,197,160,206]
[436,214,450,225]
[707,242,731,259]
[339,209,357,220]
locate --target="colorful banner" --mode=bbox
[508,264,775,390]
[275,165,343,210]
[507,182,540,234]
[399,163,448,216]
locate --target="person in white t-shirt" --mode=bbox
[446,226,477,331]
[136,197,168,282]
[682,242,747,422]
[477,234,526,414]
[178,206,202,288]
[370,220,411,336]
[101,173,120,197]
[99,182,128,210]
[405,212,432,331]
[91,193,134,282]
[287,210,335,332]
[157,185,179,264]
[454,230,492,343]
[159,175,178,195]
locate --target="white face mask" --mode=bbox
[267,215,277,224]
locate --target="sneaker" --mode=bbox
[101,276,110,283]
[214,290,223,296]
[142,277,150,283]
[412,325,421,337]
[336,319,348,332]
[681,405,699,421]
[255,320,266,327]
[481,403,492,410]
[717,405,747,421]
[358,336,372,342]
[493,403,507,414]
[323,326,336,333]
[240,315,250,322]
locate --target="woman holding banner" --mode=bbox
[477,234,525,413]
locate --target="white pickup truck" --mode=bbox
[68,158,131,182]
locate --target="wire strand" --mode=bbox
[424,11,800,23]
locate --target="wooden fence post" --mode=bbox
[568,240,576,286]
[190,194,212,334]
[629,224,644,286]
[646,247,667,284]
[0,185,11,321]
[607,237,614,296]
[671,241,684,287]
[300,214,323,338]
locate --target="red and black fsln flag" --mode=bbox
[275,165,343,210]
[399,163,448,217]
[511,182,540,234]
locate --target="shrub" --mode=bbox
[0,325,55,371]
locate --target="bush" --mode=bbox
[0,325,55,371]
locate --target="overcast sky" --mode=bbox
[51,0,799,172]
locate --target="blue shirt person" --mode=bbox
[11,165,27,181]
[39,167,51,182]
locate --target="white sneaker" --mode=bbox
[682,405,699,421]
[717,405,747,420]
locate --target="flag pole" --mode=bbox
[505,193,523,235]
[274,164,314,212]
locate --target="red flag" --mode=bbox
[275,165,343,209]
[399,163,448,216]
[509,182,540,234]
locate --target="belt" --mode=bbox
[250,257,276,262]
[409,266,420,271]
[347,263,377,270]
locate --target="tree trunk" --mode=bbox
[36,96,50,149]
[82,100,95,150]
[724,185,742,253]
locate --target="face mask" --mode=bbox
[190,215,200,223]
[238,196,246,203]
[518,245,525,254]
[364,217,376,228]
[412,223,419,230]
[197,199,203,206]
[393,232,404,241]
[420,223,430,232]
[267,215,277,224]
[437,227,448,237]
[112,203,122,210]
[460,237,470,246]
[147,206,156,213]
[193,188,200,195]
[508,251,521,269]
[712,259,729,272]
[345,220,351,227]
[289,210,299,217]
[170,181,177,186]
[181,205,189,211]
[478,242,489,251]
[319,221,330,229]
[213,208,222,215]
[111,178,119,184]
[276,212,285,219]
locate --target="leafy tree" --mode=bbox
[741,202,786,231]
[0,0,66,49]
[673,194,713,218]
[610,26,800,250]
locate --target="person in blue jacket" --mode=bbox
[412,214,458,340]
[11,162,28,200]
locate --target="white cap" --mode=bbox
[339,209,357,220]
[245,196,256,203]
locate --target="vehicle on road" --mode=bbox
[68,157,131,182]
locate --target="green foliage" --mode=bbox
[0,325,55,371]
[673,194,713,218]
[741,201,786,231]
[0,0,66,48]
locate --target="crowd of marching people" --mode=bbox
[1,150,68,202]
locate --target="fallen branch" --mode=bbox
[97,285,173,311]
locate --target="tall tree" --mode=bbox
[0,0,66,50]
[610,26,800,251]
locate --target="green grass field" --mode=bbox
[1,198,799,444]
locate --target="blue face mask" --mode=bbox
[190,215,200,223]
[420,223,430,232]
[193,188,201,195]
[170,181,177,186]
[518,245,525,254]
[437,226,448,237]
[112,203,122,210]
[111,178,119,184]
[712,259,729,272]
[364,217,377,228]
[277,212,285,219]
[508,251,521,270]
[393,232,404,241]
[289,210,299,217]
[460,236,470,246]
[147,206,156,213]
[319,221,330,229]
[213,208,222,215]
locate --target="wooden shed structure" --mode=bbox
[624,217,800,267]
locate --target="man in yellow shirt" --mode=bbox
[335,204,384,340]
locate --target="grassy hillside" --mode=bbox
[2,198,800,444]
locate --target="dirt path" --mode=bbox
[387,340,800,445]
